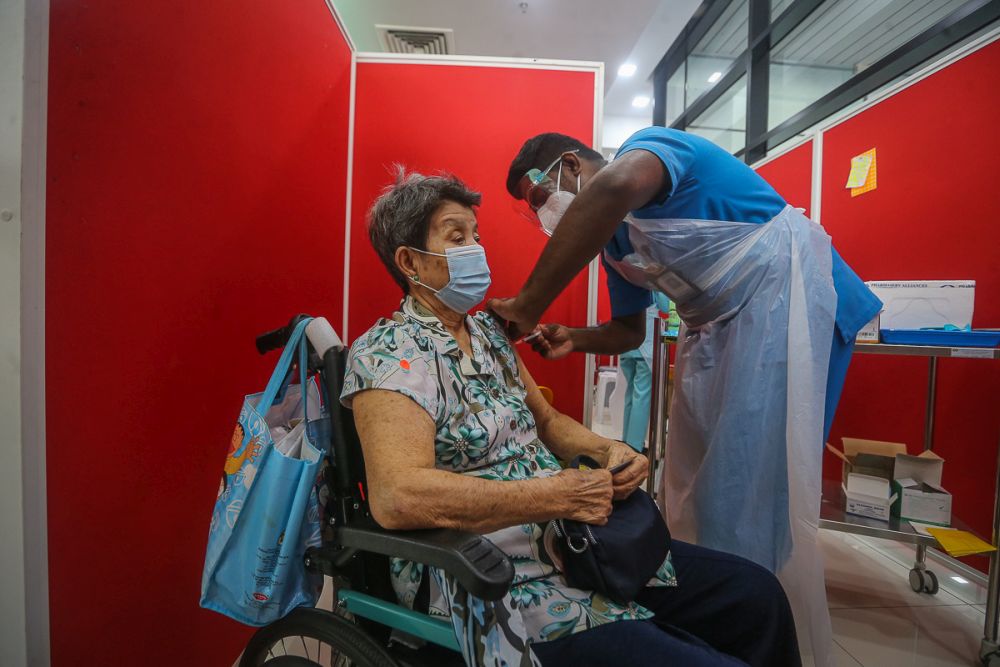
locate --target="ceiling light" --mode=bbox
[618,63,637,77]
[632,95,650,108]
[707,71,723,83]
[951,576,970,584]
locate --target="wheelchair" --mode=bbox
[239,315,515,667]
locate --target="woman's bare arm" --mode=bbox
[514,350,649,499]
[351,389,613,533]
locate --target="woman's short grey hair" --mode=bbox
[368,166,482,293]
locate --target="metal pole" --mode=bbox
[646,318,665,496]
[924,357,938,451]
[982,434,1000,653]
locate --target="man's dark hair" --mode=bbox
[505,133,604,197]
[368,166,481,293]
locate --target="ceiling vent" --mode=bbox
[376,25,455,55]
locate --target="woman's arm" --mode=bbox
[514,349,649,499]
[352,389,613,533]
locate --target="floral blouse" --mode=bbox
[342,296,676,666]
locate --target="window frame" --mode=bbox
[651,0,1000,162]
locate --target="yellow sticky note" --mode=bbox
[845,153,873,188]
[849,148,878,197]
[926,527,996,557]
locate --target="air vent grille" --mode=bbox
[376,25,454,55]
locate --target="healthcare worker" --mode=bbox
[619,293,671,450]
[491,128,882,666]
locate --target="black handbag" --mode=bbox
[548,455,671,605]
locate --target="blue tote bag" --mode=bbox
[201,318,325,626]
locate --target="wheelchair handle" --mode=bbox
[255,314,311,355]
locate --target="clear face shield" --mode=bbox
[513,149,580,236]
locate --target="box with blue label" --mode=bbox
[855,280,976,343]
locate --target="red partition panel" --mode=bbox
[820,41,1000,549]
[754,139,813,216]
[349,62,597,420]
[45,2,352,663]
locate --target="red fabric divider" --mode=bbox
[349,62,597,420]
[754,139,813,216]
[819,41,1000,555]
[45,1,352,663]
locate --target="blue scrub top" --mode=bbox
[604,127,881,342]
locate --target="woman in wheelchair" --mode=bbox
[342,169,801,667]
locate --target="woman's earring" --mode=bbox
[410,274,419,282]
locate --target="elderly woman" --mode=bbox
[341,170,800,667]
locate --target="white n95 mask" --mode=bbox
[536,167,580,237]
[409,244,492,314]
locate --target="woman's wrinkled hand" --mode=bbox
[605,441,649,500]
[557,468,614,525]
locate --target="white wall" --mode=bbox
[601,113,652,155]
[0,0,28,664]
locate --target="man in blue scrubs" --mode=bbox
[492,128,881,662]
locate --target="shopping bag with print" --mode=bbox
[200,317,325,626]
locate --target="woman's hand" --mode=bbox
[556,468,614,525]
[605,441,649,500]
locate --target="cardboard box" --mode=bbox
[856,316,880,344]
[892,451,952,526]
[827,438,908,485]
[844,474,898,521]
[866,280,975,331]
[828,438,909,522]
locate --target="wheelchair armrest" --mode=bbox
[335,522,514,601]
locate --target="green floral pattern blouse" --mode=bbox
[342,297,676,666]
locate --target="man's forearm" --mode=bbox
[518,177,634,320]
[567,319,644,355]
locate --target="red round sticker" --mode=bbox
[253,592,268,601]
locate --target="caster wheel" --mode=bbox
[923,570,939,595]
[909,568,926,593]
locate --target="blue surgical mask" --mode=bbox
[409,244,492,314]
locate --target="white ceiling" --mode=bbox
[332,0,702,124]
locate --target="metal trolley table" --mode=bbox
[644,327,1000,665]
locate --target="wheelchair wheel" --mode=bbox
[240,607,400,667]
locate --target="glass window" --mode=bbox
[687,75,747,154]
[768,0,967,129]
[771,0,794,21]
[686,0,748,105]
[665,63,686,126]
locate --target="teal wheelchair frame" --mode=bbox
[240,315,514,667]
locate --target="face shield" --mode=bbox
[513,149,580,235]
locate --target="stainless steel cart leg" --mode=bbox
[924,356,938,452]
[908,357,942,595]
[645,318,664,497]
[980,437,1000,664]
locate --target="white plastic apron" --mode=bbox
[605,205,837,667]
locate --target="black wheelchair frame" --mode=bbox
[239,314,515,667]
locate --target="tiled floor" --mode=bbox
[821,529,990,667]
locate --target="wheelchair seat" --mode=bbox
[239,315,514,667]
